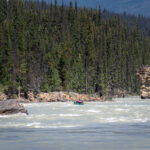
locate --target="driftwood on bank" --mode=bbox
[0,100,28,115]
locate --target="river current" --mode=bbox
[0,97,150,150]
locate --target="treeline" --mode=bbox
[102,9,150,36]
[0,0,150,97]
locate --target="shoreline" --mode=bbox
[1,91,109,103]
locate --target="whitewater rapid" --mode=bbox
[0,97,150,128]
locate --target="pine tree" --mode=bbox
[0,0,7,24]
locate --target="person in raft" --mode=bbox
[74,98,84,104]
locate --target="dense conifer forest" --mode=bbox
[0,0,150,97]
[48,0,150,17]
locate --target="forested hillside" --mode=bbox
[0,0,150,97]
[49,0,150,17]
[49,0,150,36]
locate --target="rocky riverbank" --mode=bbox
[1,91,107,102]
[136,66,150,99]
[23,91,106,102]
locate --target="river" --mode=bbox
[0,97,150,150]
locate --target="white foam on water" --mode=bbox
[24,103,42,108]
[0,113,27,118]
[105,117,117,123]
[32,125,81,128]
[26,114,48,119]
[115,108,126,112]
[87,110,100,113]
[26,122,41,127]
[58,114,81,117]
[0,122,39,128]
[132,118,150,123]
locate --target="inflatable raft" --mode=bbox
[74,100,85,105]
